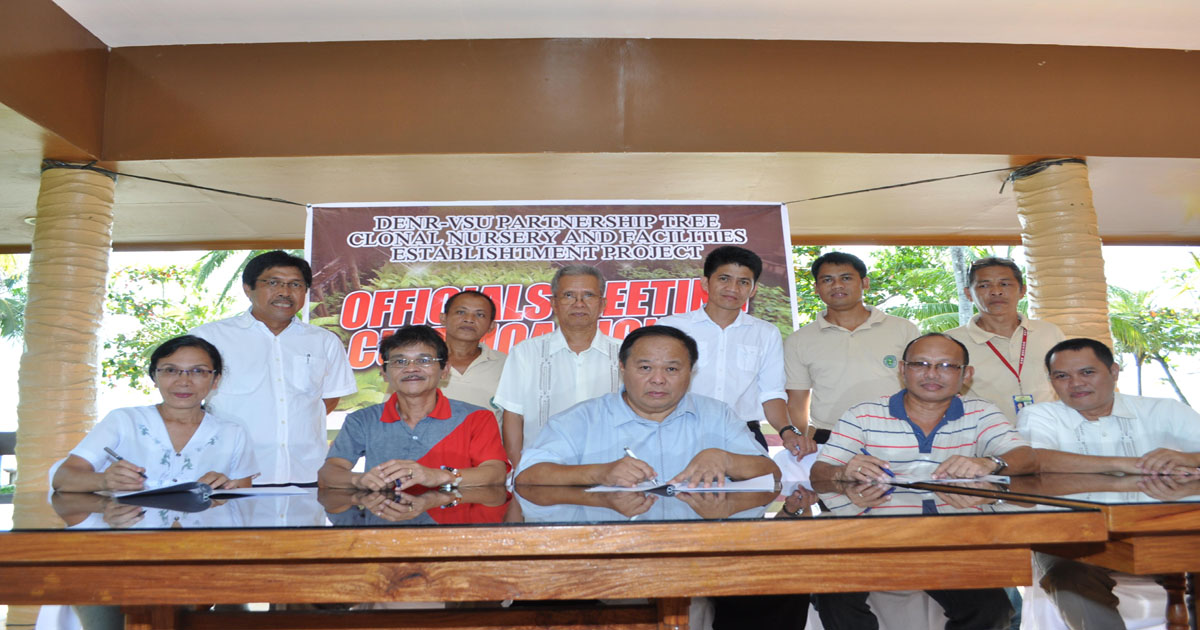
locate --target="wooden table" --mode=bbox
[916,474,1200,630]
[0,496,1105,630]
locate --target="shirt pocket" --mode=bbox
[735,344,762,372]
[291,355,322,395]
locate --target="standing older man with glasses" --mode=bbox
[494,265,622,467]
[191,250,356,485]
[947,257,1066,423]
[318,325,508,492]
[810,332,1036,630]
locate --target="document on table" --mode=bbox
[114,483,311,499]
[887,474,1010,485]
[586,473,778,496]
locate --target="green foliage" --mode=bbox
[193,249,304,304]
[0,254,26,339]
[102,265,236,393]
[1108,284,1200,402]
[791,245,1026,333]
[336,368,391,409]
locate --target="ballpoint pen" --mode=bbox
[104,447,149,479]
[859,447,896,478]
[623,446,658,483]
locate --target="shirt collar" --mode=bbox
[546,328,614,356]
[888,390,965,422]
[379,390,452,424]
[235,308,298,332]
[608,391,698,427]
[816,305,883,330]
[1106,393,1136,420]
[965,314,1027,343]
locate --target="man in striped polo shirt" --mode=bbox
[810,332,1036,630]
[812,332,1036,484]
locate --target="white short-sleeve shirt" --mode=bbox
[69,405,257,488]
[657,308,786,422]
[493,328,621,448]
[1016,392,1200,457]
[191,310,357,484]
[784,307,918,430]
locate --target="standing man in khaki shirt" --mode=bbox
[946,257,1065,423]
[439,290,506,424]
[784,252,918,450]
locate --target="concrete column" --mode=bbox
[1012,159,1113,348]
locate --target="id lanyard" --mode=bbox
[985,328,1028,393]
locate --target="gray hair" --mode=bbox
[551,265,606,295]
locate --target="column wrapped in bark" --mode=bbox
[13,166,115,518]
[1013,159,1113,349]
[8,166,114,629]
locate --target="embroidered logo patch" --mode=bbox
[883,354,898,368]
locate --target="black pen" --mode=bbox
[104,447,149,479]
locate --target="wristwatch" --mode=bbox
[988,456,1008,475]
[440,465,462,489]
[780,425,802,438]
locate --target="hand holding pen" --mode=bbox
[597,447,657,487]
[102,447,148,492]
[841,447,894,483]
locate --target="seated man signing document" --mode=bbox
[515,325,779,488]
[812,332,1037,484]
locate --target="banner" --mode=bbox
[307,202,795,409]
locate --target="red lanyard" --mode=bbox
[985,328,1028,384]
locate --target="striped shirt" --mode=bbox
[817,390,1028,476]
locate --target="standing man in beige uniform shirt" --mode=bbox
[439,290,506,424]
[946,257,1065,423]
[784,252,918,448]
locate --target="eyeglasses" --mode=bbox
[155,367,217,380]
[901,361,966,374]
[386,356,440,368]
[556,291,601,304]
[258,279,306,290]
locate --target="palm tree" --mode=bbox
[193,249,303,303]
[1107,285,1196,404]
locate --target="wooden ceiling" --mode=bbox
[1,1,1198,251]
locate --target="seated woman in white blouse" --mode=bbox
[53,335,257,492]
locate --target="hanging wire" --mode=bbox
[42,157,1068,210]
[41,159,306,207]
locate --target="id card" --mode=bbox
[1012,394,1034,414]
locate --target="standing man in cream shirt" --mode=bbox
[438,290,506,423]
[947,257,1065,422]
[784,252,918,448]
[493,265,621,467]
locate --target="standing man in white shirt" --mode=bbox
[1017,337,1200,630]
[493,265,621,467]
[947,257,1066,423]
[439,290,506,424]
[191,251,357,485]
[659,246,805,453]
[784,251,918,452]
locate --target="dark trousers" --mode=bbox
[713,594,809,630]
[814,589,1013,630]
[747,421,769,450]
